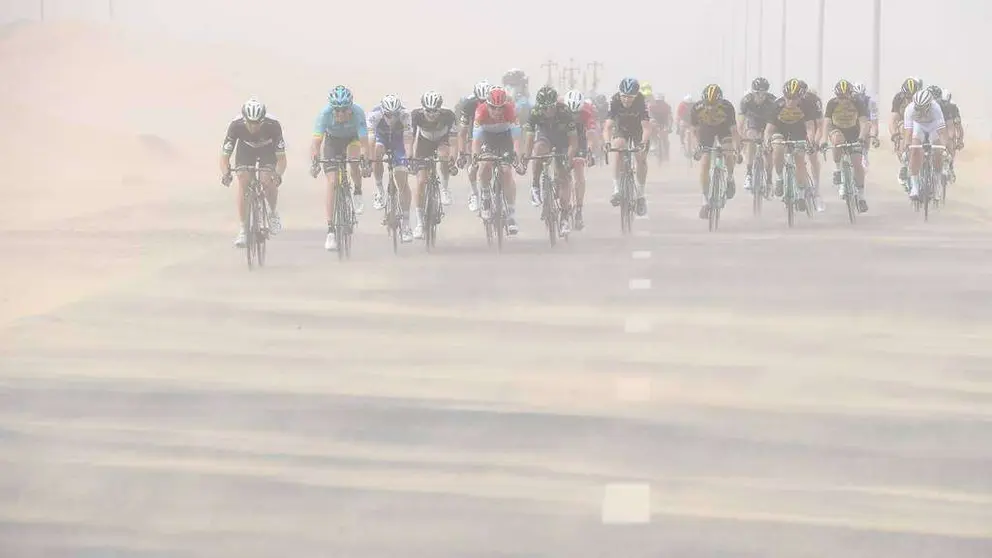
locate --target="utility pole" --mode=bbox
[743,0,751,93]
[757,0,763,78]
[541,59,558,87]
[40,0,44,20]
[871,0,881,98]
[816,0,825,94]
[779,0,787,84]
[564,58,580,91]
[110,0,115,19]
[586,61,603,93]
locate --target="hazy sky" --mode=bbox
[3,0,990,136]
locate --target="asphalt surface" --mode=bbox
[2,154,991,558]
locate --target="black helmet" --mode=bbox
[751,77,770,92]
[536,85,558,108]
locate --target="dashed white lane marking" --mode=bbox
[615,377,652,402]
[632,250,651,260]
[623,316,653,333]
[635,214,650,220]
[601,483,652,524]
[628,278,651,290]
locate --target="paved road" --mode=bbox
[2,158,991,558]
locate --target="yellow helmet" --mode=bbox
[640,82,653,97]
[702,84,723,103]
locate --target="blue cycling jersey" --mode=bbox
[312,104,368,138]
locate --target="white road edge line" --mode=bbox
[628,278,651,290]
[601,482,652,524]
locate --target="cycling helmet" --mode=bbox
[564,90,584,112]
[683,94,692,102]
[901,77,920,96]
[487,86,509,107]
[536,85,558,108]
[658,93,665,101]
[751,77,770,92]
[241,98,266,122]
[853,82,866,95]
[927,85,942,100]
[783,78,806,99]
[619,77,639,95]
[913,89,934,111]
[833,79,852,97]
[328,85,353,108]
[474,80,492,101]
[640,81,653,97]
[942,89,952,102]
[421,90,443,110]
[702,84,723,103]
[380,94,403,114]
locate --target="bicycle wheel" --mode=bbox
[425,172,439,251]
[254,192,268,268]
[244,188,257,270]
[842,162,857,224]
[335,183,351,261]
[542,171,557,246]
[784,166,796,228]
[493,167,505,253]
[708,167,723,232]
[922,162,932,222]
[619,163,635,236]
[751,158,764,217]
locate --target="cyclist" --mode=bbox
[938,88,963,181]
[824,79,870,213]
[648,89,673,162]
[368,94,414,243]
[310,85,371,252]
[521,85,579,236]
[592,93,610,128]
[457,80,492,214]
[851,82,880,172]
[472,86,522,235]
[737,77,777,193]
[799,81,826,211]
[764,78,818,213]
[604,77,651,216]
[689,84,740,219]
[410,90,458,240]
[677,94,694,155]
[221,97,286,248]
[564,89,599,231]
[902,88,947,202]
[503,68,532,126]
[890,77,922,190]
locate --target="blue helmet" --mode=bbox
[619,77,639,95]
[328,85,353,108]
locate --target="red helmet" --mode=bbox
[487,86,509,107]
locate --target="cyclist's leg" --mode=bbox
[609,133,629,204]
[322,138,347,249]
[572,147,587,229]
[345,138,364,213]
[392,140,414,240]
[413,139,434,236]
[720,131,736,199]
[553,138,572,229]
[743,124,759,189]
[257,150,282,234]
[907,125,926,197]
[697,127,716,216]
[231,146,258,245]
[769,130,786,196]
[372,136,387,198]
[437,135,453,203]
[531,131,551,204]
[493,134,518,232]
[828,126,846,192]
[633,127,649,197]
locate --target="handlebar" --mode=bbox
[908,144,947,151]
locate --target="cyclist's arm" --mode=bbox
[763,122,778,145]
[355,113,370,158]
[310,113,326,160]
[901,105,913,147]
[271,121,288,175]
[566,125,578,159]
[522,115,537,157]
[602,119,614,145]
[220,126,235,174]
[639,102,652,144]
[511,122,522,156]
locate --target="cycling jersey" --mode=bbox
[313,104,367,139]
[738,92,779,128]
[223,116,285,155]
[825,96,867,143]
[904,101,945,138]
[411,108,457,143]
[457,96,482,128]
[607,92,649,136]
[938,100,961,123]
[473,101,520,155]
[573,102,597,152]
[890,91,913,116]
[689,100,736,147]
[802,93,824,120]
[525,102,577,145]
[769,97,818,141]
[854,93,878,122]
[676,102,692,123]
[649,100,672,126]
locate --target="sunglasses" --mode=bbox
[424,108,440,115]
[620,94,636,101]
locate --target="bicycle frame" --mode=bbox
[474,151,513,251]
[317,156,362,260]
[833,142,862,224]
[408,155,446,251]
[604,144,640,235]
[233,162,270,270]
[698,143,728,231]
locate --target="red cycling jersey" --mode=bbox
[472,100,518,138]
[677,102,691,122]
[576,101,597,132]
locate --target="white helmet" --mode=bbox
[380,94,403,114]
[241,98,266,122]
[421,90,443,110]
[474,80,492,101]
[564,90,584,112]
[913,89,933,111]
[853,82,866,95]
[683,94,692,102]
[942,89,952,102]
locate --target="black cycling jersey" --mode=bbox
[607,92,650,133]
[411,108,457,142]
[222,116,285,167]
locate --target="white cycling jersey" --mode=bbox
[903,101,945,139]
[366,105,412,136]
